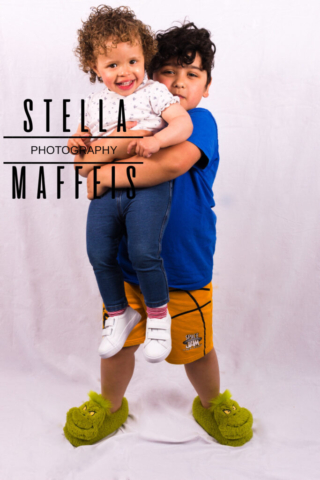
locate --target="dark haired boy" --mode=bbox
[64,22,253,448]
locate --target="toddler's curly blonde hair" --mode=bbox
[75,5,157,83]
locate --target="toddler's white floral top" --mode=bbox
[80,72,180,137]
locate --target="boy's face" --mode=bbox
[92,39,145,96]
[153,52,211,111]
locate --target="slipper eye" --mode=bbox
[89,411,95,416]
[223,409,231,415]
[232,406,236,411]
[83,406,87,411]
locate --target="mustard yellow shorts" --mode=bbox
[102,281,214,365]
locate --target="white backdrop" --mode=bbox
[1,0,320,479]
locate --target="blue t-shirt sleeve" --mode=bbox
[187,108,218,170]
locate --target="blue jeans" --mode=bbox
[86,181,172,312]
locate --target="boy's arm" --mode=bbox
[87,141,202,198]
[74,123,153,178]
[74,136,133,178]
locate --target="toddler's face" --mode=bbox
[153,52,211,111]
[92,39,145,96]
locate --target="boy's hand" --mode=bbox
[87,168,109,200]
[68,128,92,155]
[127,136,161,158]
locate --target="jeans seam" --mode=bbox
[117,190,123,219]
[157,181,173,298]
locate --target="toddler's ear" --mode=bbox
[203,80,212,99]
[90,63,99,77]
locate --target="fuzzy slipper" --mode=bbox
[192,390,253,446]
[64,391,128,447]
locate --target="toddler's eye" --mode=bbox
[130,60,137,64]
[108,64,117,68]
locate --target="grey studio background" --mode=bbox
[0,0,319,479]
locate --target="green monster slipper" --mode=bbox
[192,390,253,447]
[64,391,128,447]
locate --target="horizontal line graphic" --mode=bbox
[3,136,143,139]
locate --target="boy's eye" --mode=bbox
[162,70,174,75]
[130,59,137,64]
[188,73,197,77]
[108,64,117,68]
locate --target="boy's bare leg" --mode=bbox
[101,345,140,413]
[184,347,220,408]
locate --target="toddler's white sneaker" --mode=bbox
[143,312,172,363]
[98,306,141,359]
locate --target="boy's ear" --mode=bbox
[203,80,212,99]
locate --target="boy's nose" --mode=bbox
[173,78,185,88]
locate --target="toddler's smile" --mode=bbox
[92,39,145,96]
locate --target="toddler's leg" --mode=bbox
[125,182,173,362]
[86,191,127,312]
[86,191,142,358]
[125,182,172,308]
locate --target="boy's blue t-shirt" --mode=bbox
[117,107,220,290]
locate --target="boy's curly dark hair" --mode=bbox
[75,5,157,83]
[148,22,216,85]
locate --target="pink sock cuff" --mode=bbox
[147,305,167,319]
[108,308,126,317]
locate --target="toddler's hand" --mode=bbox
[127,136,161,158]
[67,129,92,155]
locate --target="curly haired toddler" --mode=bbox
[68,5,193,363]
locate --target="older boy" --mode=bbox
[64,23,253,448]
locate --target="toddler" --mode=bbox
[68,6,193,363]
